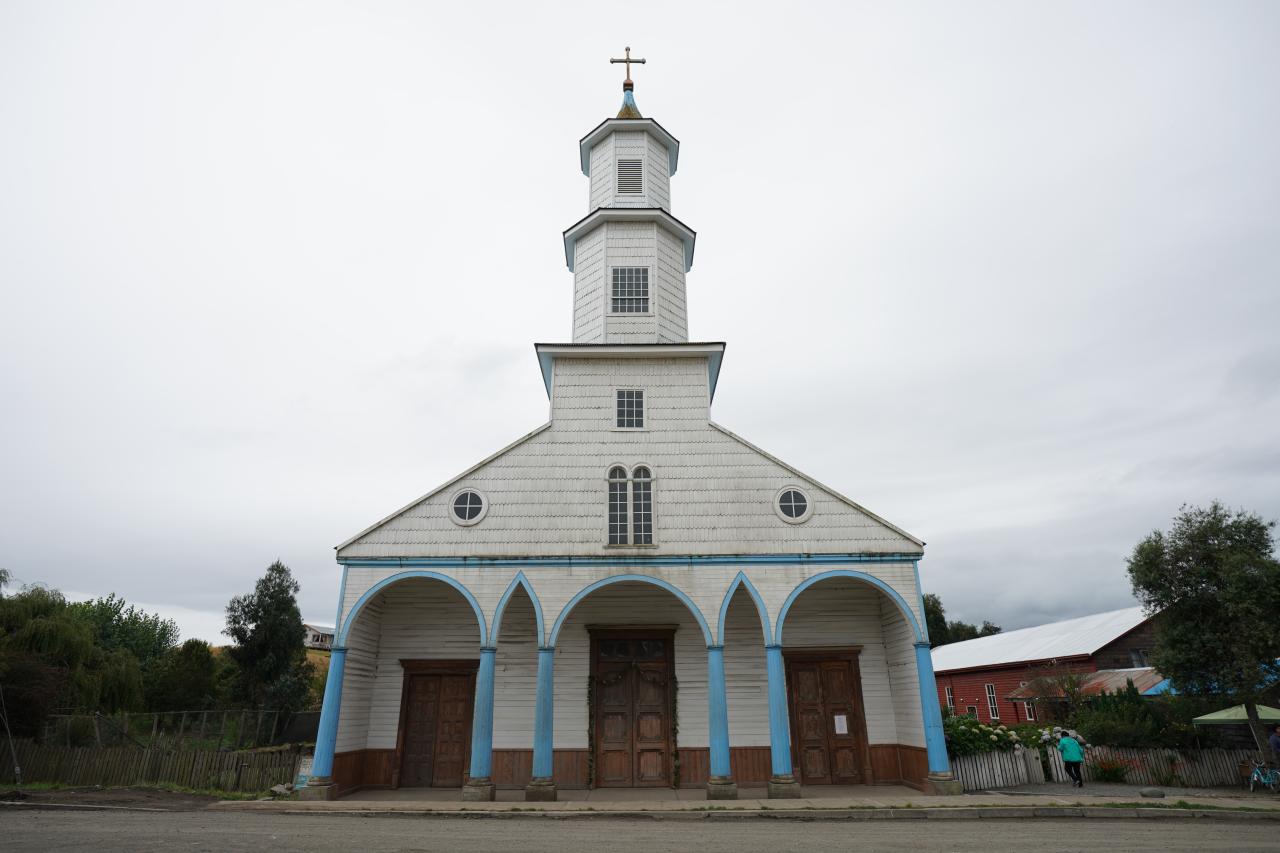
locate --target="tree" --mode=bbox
[146,639,221,710]
[224,561,314,714]
[1126,502,1280,754]
[68,593,179,668]
[924,593,1003,647]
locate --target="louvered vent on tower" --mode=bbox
[617,159,643,194]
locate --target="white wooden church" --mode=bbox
[305,54,955,801]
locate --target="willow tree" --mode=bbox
[1127,502,1280,753]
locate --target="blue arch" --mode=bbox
[548,574,714,646]
[491,572,546,646]
[717,571,771,645]
[338,570,488,647]
[774,569,924,645]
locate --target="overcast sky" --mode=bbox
[2,1,1277,642]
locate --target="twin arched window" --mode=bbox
[608,465,653,545]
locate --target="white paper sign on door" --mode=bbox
[834,714,848,734]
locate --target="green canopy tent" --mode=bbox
[1192,704,1280,725]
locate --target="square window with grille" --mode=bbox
[616,389,644,428]
[617,159,643,194]
[611,267,649,313]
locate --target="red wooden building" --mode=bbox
[930,607,1156,725]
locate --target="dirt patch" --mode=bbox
[1,786,223,810]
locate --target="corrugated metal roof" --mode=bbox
[1006,667,1168,699]
[931,606,1148,672]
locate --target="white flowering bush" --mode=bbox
[943,715,1022,756]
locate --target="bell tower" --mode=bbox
[563,49,696,344]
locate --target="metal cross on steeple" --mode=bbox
[610,46,646,91]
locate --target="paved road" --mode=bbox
[2,811,1277,853]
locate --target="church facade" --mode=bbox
[304,65,954,801]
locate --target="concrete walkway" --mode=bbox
[211,784,1280,818]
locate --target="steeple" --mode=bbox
[561,50,696,345]
[611,47,645,118]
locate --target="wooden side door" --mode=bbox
[820,660,866,785]
[788,661,832,784]
[433,674,474,787]
[400,674,441,787]
[395,661,476,788]
[786,652,871,786]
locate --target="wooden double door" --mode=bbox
[786,651,873,785]
[592,631,674,787]
[395,661,476,788]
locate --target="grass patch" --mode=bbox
[1097,800,1272,813]
[2,781,269,801]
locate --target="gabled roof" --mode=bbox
[1007,667,1170,699]
[931,606,1148,673]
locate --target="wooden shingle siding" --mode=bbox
[572,228,606,343]
[337,363,921,562]
[722,587,770,746]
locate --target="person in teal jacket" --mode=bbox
[1058,731,1085,787]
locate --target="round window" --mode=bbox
[775,487,812,523]
[450,489,487,526]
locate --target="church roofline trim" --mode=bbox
[335,553,925,569]
[579,117,680,176]
[333,421,553,553]
[533,342,725,403]
[707,421,927,549]
[562,207,696,272]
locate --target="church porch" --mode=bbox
[304,567,952,801]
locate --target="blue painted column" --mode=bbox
[468,647,497,781]
[765,644,793,778]
[914,641,952,777]
[706,646,732,780]
[531,647,556,780]
[309,646,347,783]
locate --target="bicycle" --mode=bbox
[1248,757,1280,793]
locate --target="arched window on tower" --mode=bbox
[608,466,629,545]
[606,465,654,546]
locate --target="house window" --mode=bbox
[966,706,978,718]
[944,686,955,712]
[611,267,649,313]
[1024,701,1037,721]
[449,489,488,526]
[617,158,643,194]
[616,389,644,428]
[607,465,654,545]
[774,486,813,523]
[985,683,1000,719]
[1130,648,1148,668]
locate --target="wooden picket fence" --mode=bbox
[0,739,299,793]
[951,747,1043,791]
[1047,746,1257,788]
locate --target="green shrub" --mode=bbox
[943,715,1023,756]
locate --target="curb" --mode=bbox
[206,805,1280,822]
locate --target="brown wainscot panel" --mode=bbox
[729,747,772,785]
[489,749,590,789]
[332,749,396,795]
[675,747,772,787]
[898,745,929,790]
[869,744,903,784]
